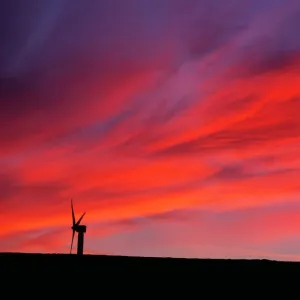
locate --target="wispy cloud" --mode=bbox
[1,0,300,260]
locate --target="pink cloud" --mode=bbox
[2,0,300,260]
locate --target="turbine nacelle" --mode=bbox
[71,224,86,233]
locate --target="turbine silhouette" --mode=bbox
[70,199,87,255]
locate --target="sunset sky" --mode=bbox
[1,0,300,261]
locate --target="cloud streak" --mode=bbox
[1,0,300,260]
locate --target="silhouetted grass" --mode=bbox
[1,251,298,293]
[2,251,298,271]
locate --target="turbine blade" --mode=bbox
[71,199,75,226]
[76,212,86,226]
[70,229,75,254]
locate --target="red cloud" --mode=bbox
[2,0,300,260]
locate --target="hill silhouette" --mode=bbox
[1,252,297,295]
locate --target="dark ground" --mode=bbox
[1,252,298,295]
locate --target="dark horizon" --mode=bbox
[3,251,296,296]
[2,251,300,263]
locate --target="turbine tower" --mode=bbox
[70,199,87,255]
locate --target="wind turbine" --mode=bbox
[70,199,87,255]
